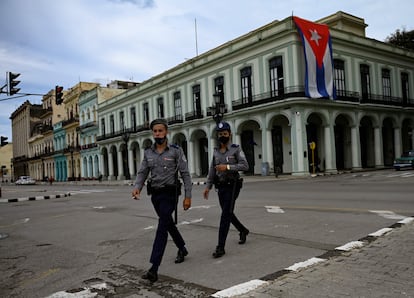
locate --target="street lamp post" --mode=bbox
[213,92,225,124]
[122,128,131,180]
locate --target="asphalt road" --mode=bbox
[1,169,413,297]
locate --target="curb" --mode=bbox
[211,216,414,298]
[0,192,71,203]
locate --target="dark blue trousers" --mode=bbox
[150,192,185,267]
[217,184,247,248]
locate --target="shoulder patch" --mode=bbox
[231,144,240,148]
[171,144,180,149]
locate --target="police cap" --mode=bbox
[150,118,168,130]
[216,121,231,132]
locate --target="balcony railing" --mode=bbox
[232,86,305,110]
[80,143,98,150]
[78,121,97,131]
[167,114,184,126]
[96,85,414,143]
[231,86,414,110]
[62,117,79,127]
[97,127,138,142]
[185,110,204,121]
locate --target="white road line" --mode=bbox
[369,210,407,220]
[265,206,285,213]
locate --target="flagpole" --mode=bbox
[194,18,199,57]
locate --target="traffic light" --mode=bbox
[0,136,8,146]
[55,85,64,105]
[6,72,21,96]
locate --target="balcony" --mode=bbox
[80,143,98,150]
[232,86,305,111]
[62,117,79,127]
[78,121,97,131]
[185,110,204,121]
[230,86,414,111]
[167,115,184,126]
[97,127,137,142]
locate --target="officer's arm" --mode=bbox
[177,148,192,199]
[134,152,150,191]
[233,147,249,172]
[205,155,216,190]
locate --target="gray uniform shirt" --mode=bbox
[134,143,192,198]
[206,144,249,190]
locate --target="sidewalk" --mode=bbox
[214,217,414,298]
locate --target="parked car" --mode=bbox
[393,150,414,170]
[15,176,36,185]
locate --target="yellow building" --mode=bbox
[0,143,13,182]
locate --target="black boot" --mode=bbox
[212,246,225,258]
[175,247,188,263]
[239,229,249,244]
[142,268,158,282]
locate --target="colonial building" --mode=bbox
[78,85,127,180]
[10,101,44,179]
[97,11,414,179]
[26,89,63,181]
[0,143,13,182]
[53,82,99,181]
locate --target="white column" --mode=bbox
[108,151,115,180]
[374,126,384,168]
[117,149,125,180]
[128,148,135,179]
[234,133,241,147]
[324,124,337,173]
[351,125,362,170]
[81,156,85,178]
[98,153,104,177]
[209,135,215,164]
[266,129,273,169]
[291,111,307,175]
[394,127,402,159]
[188,139,195,177]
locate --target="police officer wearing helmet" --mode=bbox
[132,118,192,282]
[203,121,250,258]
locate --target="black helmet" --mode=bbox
[216,121,231,132]
[150,118,168,129]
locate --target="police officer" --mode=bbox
[132,118,192,282]
[203,121,249,258]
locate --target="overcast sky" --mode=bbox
[1,0,413,141]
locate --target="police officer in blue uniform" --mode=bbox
[203,121,250,258]
[132,118,192,282]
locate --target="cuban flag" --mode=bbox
[293,16,335,99]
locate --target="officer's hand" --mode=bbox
[183,197,191,210]
[203,188,209,200]
[215,164,227,172]
[132,188,140,200]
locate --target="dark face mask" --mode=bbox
[218,136,230,144]
[154,137,166,145]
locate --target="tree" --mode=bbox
[385,28,414,50]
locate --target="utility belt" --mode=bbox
[214,177,243,189]
[147,180,182,196]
